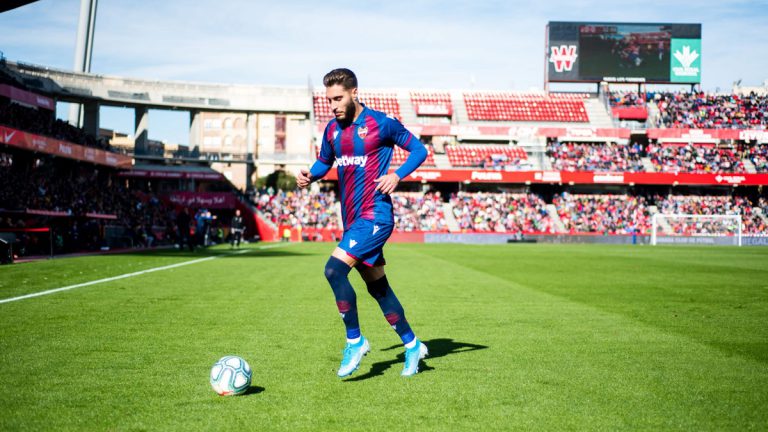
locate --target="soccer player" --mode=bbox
[297,68,428,378]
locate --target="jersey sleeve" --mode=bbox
[310,124,335,180]
[384,116,428,179]
[317,124,334,165]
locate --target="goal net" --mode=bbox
[651,214,743,246]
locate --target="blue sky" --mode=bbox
[1,0,767,145]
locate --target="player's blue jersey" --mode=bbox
[316,105,426,229]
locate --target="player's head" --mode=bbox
[324,68,358,123]
[235,209,241,216]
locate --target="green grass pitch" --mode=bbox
[1,243,767,431]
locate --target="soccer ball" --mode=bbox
[210,355,252,396]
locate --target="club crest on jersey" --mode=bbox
[357,126,368,139]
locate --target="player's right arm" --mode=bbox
[298,125,335,189]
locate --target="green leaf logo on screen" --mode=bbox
[670,39,701,82]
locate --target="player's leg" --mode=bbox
[325,247,369,377]
[357,264,428,377]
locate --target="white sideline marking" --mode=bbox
[0,244,286,305]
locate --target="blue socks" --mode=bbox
[324,257,359,339]
[365,275,415,345]
[324,257,416,345]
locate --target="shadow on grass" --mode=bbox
[344,338,488,382]
[243,385,266,396]
[118,247,317,259]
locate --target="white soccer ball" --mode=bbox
[210,355,252,396]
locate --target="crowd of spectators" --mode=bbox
[608,92,646,107]
[652,91,768,129]
[0,99,111,151]
[747,145,768,172]
[248,188,767,237]
[646,143,745,173]
[547,140,645,172]
[392,192,447,232]
[450,192,554,233]
[254,188,340,231]
[0,151,175,254]
[655,194,767,235]
[552,192,651,234]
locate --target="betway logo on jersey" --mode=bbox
[335,155,368,167]
[549,45,578,73]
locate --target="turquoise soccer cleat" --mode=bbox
[337,336,370,378]
[401,339,428,377]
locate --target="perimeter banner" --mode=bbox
[0,125,132,168]
[323,169,768,186]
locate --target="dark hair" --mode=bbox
[323,68,357,90]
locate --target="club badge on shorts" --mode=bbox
[357,126,368,139]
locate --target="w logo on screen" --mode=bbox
[549,45,578,72]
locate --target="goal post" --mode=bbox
[651,213,743,246]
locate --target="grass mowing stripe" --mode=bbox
[0,244,290,305]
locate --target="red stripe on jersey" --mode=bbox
[340,126,357,227]
[360,115,381,220]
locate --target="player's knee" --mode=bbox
[366,275,389,300]
[324,264,337,283]
[324,256,351,283]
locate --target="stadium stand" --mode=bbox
[652,91,768,129]
[547,140,645,172]
[445,144,531,170]
[410,91,453,117]
[392,192,447,232]
[646,142,745,173]
[608,91,648,120]
[746,144,768,172]
[450,192,555,233]
[609,92,646,107]
[655,194,767,235]
[0,151,176,254]
[254,189,340,231]
[0,99,111,151]
[462,92,589,122]
[392,145,436,167]
[552,192,651,234]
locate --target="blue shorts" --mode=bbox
[338,218,394,267]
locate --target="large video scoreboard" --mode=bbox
[546,21,702,84]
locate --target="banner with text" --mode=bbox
[0,125,132,168]
[324,169,768,186]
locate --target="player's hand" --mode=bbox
[374,173,400,194]
[297,169,312,189]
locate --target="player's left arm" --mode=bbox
[375,117,428,194]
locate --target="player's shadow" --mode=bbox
[344,338,488,382]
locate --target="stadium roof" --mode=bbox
[1,1,39,13]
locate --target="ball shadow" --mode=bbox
[243,385,266,395]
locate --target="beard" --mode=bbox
[335,100,356,125]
